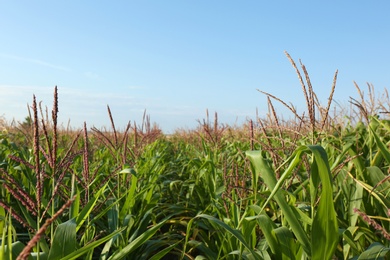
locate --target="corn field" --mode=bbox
[1,55,390,259]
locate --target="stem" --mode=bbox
[32,95,41,260]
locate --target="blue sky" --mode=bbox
[1,1,389,132]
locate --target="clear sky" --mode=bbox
[1,1,389,133]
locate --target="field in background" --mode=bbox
[1,54,390,259]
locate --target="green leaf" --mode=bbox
[107,198,118,234]
[59,228,125,260]
[100,238,114,260]
[247,146,339,259]
[119,168,137,176]
[4,241,33,260]
[47,218,77,260]
[119,174,138,219]
[358,242,390,260]
[108,220,167,260]
[149,241,181,260]
[347,173,363,227]
[194,214,261,260]
[0,206,4,236]
[246,150,311,257]
[307,145,339,260]
[343,228,361,258]
[366,166,390,193]
[76,183,107,231]
[274,226,296,260]
[255,214,279,256]
[369,118,390,165]
[69,175,80,220]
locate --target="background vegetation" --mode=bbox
[1,54,390,259]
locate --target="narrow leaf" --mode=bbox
[59,228,125,260]
[108,220,167,260]
[358,242,390,260]
[246,150,311,256]
[196,214,261,260]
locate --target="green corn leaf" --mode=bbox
[47,218,77,260]
[274,226,296,260]
[187,240,218,259]
[345,142,366,180]
[108,220,167,260]
[100,238,114,260]
[307,145,338,260]
[370,117,390,165]
[358,242,390,259]
[30,252,48,259]
[194,256,208,260]
[350,174,390,209]
[366,166,390,193]
[195,214,261,260]
[0,206,4,236]
[337,168,363,227]
[17,201,37,230]
[149,240,181,260]
[128,210,153,243]
[107,198,118,234]
[69,174,80,220]
[119,167,137,176]
[89,197,121,227]
[59,228,125,260]
[255,214,279,256]
[246,150,311,257]
[241,217,257,249]
[76,183,107,232]
[4,241,34,260]
[343,228,361,259]
[247,145,339,259]
[0,208,6,260]
[257,147,306,214]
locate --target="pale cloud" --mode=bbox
[0,53,71,72]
